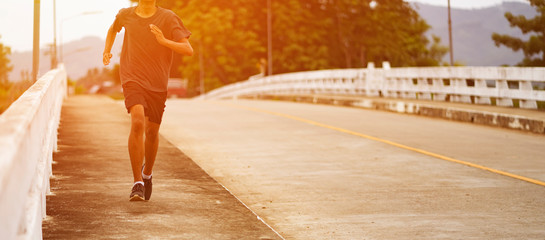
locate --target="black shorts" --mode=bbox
[122,81,168,124]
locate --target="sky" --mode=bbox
[0,0,132,53]
[0,0,531,52]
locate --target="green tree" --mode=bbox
[125,0,445,95]
[174,0,265,95]
[322,0,436,68]
[270,0,330,73]
[130,0,265,95]
[0,35,12,88]
[492,0,545,66]
[414,35,449,66]
[0,36,20,114]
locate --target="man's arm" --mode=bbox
[150,24,194,56]
[103,24,117,65]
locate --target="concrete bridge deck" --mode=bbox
[44,95,545,239]
[42,95,281,239]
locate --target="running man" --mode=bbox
[103,0,193,201]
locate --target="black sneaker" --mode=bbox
[129,183,145,201]
[142,165,152,201]
[143,176,152,200]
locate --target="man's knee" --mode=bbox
[130,105,146,134]
[145,122,160,139]
[132,117,145,134]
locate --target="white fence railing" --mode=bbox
[0,65,67,240]
[198,64,545,109]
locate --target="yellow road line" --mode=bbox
[217,101,545,188]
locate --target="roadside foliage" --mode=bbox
[135,0,448,96]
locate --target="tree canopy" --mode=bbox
[492,0,545,66]
[0,35,12,88]
[0,36,26,114]
[129,0,446,96]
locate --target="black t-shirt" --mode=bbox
[113,7,191,92]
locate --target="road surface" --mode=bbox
[161,99,545,239]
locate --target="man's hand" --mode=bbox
[103,52,113,66]
[150,24,167,45]
[149,24,193,56]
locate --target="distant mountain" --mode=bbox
[9,35,123,81]
[413,1,537,66]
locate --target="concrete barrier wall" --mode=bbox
[241,94,545,134]
[0,65,67,240]
[199,65,545,109]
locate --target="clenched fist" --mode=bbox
[103,52,113,66]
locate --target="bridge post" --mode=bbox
[451,75,472,104]
[519,81,537,109]
[402,77,416,99]
[474,78,492,105]
[417,77,432,100]
[199,66,544,111]
[496,79,514,107]
[432,78,446,101]
[365,62,386,97]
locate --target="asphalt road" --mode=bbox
[161,99,545,240]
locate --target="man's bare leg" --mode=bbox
[143,117,160,175]
[128,104,146,183]
[140,117,160,200]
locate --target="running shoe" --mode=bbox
[129,183,145,201]
[142,165,153,201]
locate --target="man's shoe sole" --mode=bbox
[129,195,145,201]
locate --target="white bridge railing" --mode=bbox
[0,65,67,239]
[199,63,545,109]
